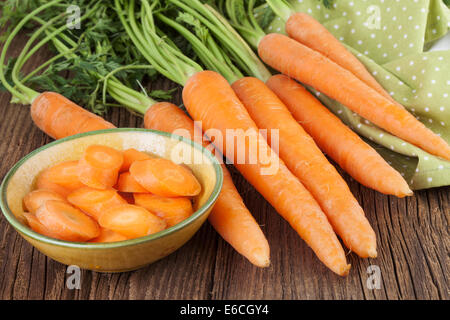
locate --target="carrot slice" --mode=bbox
[35,168,74,198]
[120,148,152,172]
[134,193,193,227]
[129,159,201,197]
[23,212,59,238]
[77,145,124,189]
[119,192,135,204]
[89,228,128,243]
[35,200,100,242]
[115,172,148,193]
[98,204,166,238]
[23,189,66,214]
[44,160,85,190]
[67,187,127,220]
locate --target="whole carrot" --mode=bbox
[266,74,413,197]
[232,77,377,258]
[144,102,270,267]
[183,71,350,276]
[0,1,115,140]
[258,33,450,161]
[31,92,115,140]
[285,13,395,103]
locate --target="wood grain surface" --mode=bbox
[0,29,448,301]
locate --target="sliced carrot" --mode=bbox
[119,192,135,204]
[89,227,128,243]
[120,148,152,172]
[35,200,100,242]
[35,167,73,198]
[77,145,124,189]
[23,189,66,214]
[98,204,167,238]
[129,159,201,197]
[23,212,59,238]
[67,187,127,220]
[134,193,193,227]
[45,160,85,190]
[115,172,148,193]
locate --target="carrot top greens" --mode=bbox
[0,0,166,114]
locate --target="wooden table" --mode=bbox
[0,31,448,301]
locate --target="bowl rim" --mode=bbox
[0,128,223,249]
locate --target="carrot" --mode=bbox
[35,167,74,198]
[89,227,128,243]
[285,13,395,103]
[258,33,450,161]
[98,204,166,238]
[115,172,148,193]
[129,158,201,197]
[31,92,115,140]
[23,212,59,238]
[119,192,135,204]
[134,193,193,228]
[67,187,127,220]
[23,189,66,214]
[77,145,124,189]
[120,148,152,172]
[232,77,377,258]
[144,102,271,267]
[35,200,100,241]
[183,71,350,275]
[44,160,85,190]
[267,74,414,197]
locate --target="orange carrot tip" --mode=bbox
[23,189,66,214]
[77,145,124,189]
[98,204,167,239]
[35,200,100,242]
[129,158,201,197]
[115,172,148,193]
[35,168,74,198]
[89,228,128,243]
[120,148,152,172]
[67,187,127,221]
[134,193,193,228]
[44,160,85,190]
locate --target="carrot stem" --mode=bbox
[265,0,294,22]
[114,0,202,86]
[167,0,271,81]
[0,0,63,104]
[224,0,266,49]
[155,13,242,83]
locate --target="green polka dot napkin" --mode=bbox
[266,0,450,190]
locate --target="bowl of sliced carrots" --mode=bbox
[0,128,223,272]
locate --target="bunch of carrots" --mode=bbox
[1,0,449,276]
[23,144,201,242]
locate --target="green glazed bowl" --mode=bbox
[0,129,223,272]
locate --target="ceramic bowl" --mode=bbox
[0,129,223,272]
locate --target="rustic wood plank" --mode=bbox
[0,24,448,301]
